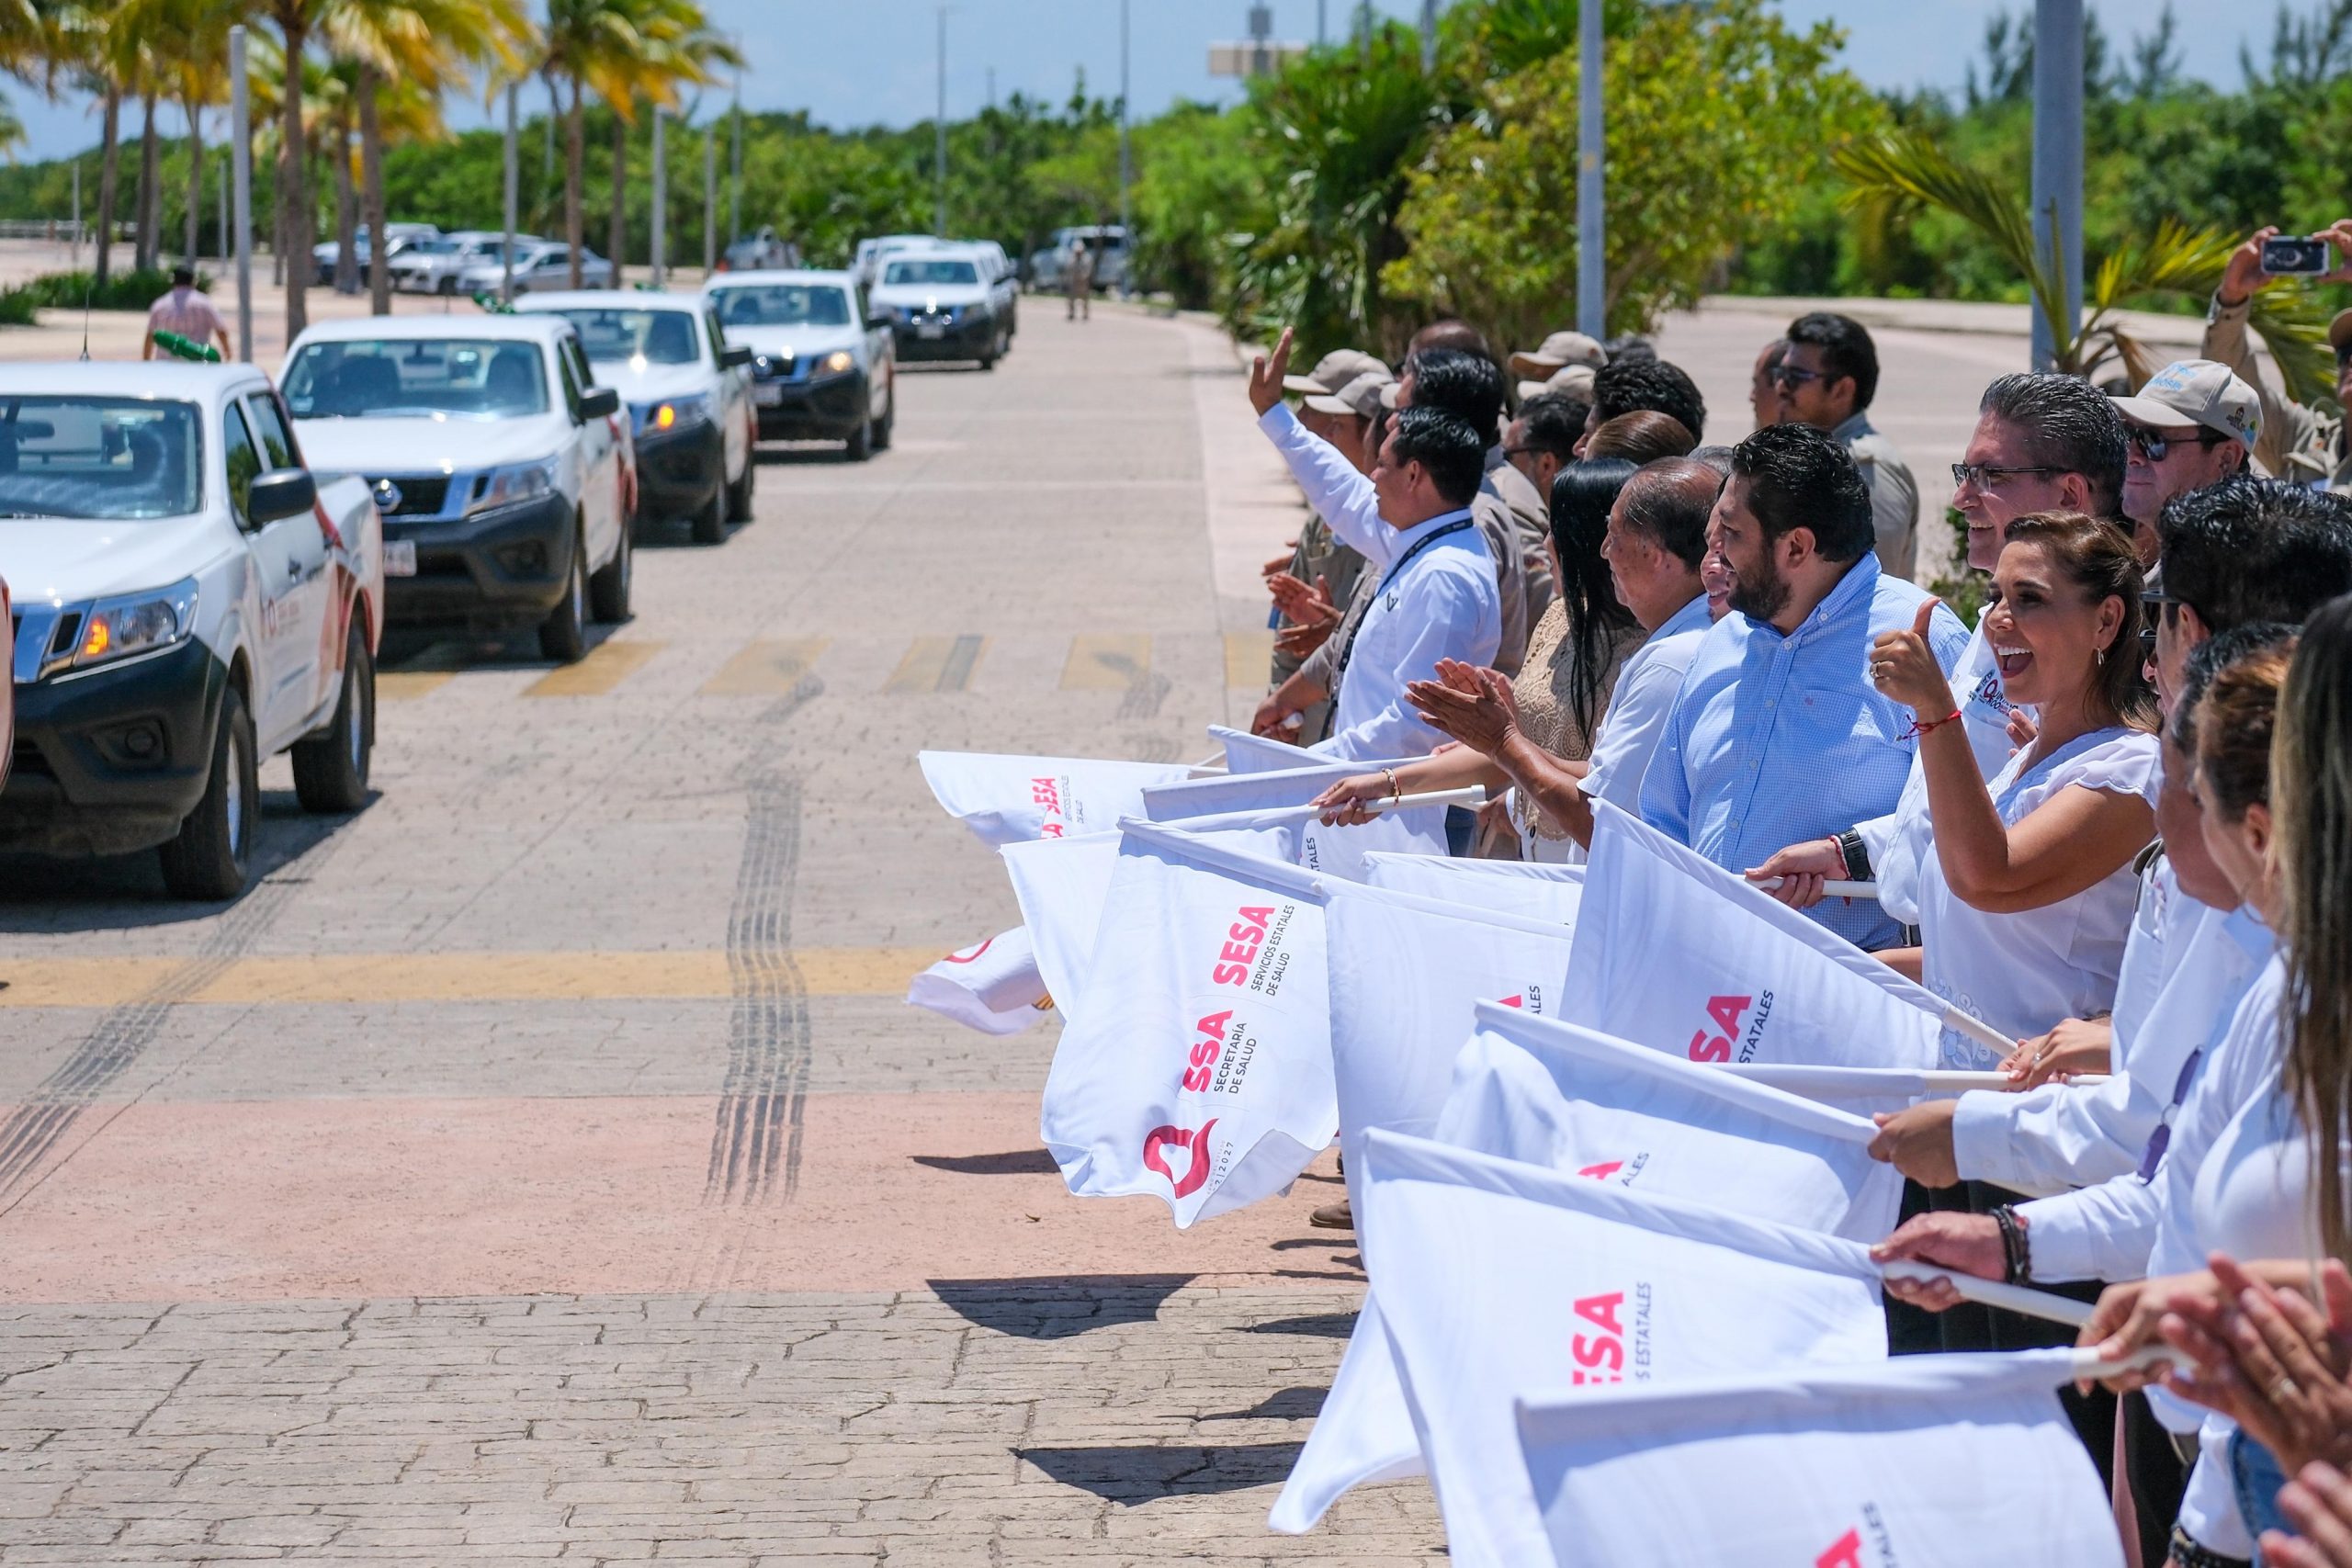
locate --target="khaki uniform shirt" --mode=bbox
[1483,450,1557,625]
[1834,411,1921,581]
[2201,292,2352,491]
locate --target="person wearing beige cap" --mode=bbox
[2109,358,2258,566]
[2202,221,2352,492]
[1282,346,1391,399]
[1514,361,1597,407]
[1507,329,1608,387]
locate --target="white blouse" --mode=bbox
[1918,728,2162,1069]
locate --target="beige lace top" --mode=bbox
[1507,601,1645,843]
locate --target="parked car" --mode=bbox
[0,363,384,898]
[311,222,440,286]
[279,314,629,663]
[517,291,755,545]
[458,243,615,297]
[1027,224,1129,294]
[867,251,1007,370]
[390,231,537,296]
[718,228,797,274]
[706,270,895,462]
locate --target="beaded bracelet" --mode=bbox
[1991,1204,2031,1286]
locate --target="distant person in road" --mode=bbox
[142,265,231,361]
[1064,237,1093,322]
[2108,358,2259,567]
[1774,311,1920,581]
[2202,221,2352,491]
[1574,355,1707,457]
[1751,337,1788,432]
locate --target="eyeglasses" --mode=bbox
[1769,364,1824,389]
[2124,425,2229,463]
[1951,462,2064,490]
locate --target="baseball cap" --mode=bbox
[2109,358,2261,446]
[1304,369,1390,422]
[2330,309,2352,356]
[1506,330,1608,380]
[1516,364,1598,404]
[1283,347,1389,396]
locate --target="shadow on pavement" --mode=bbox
[927,1274,1193,1339]
[1014,1441,1306,1504]
[1239,1310,1358,1338]
[909,1148,1060,1176]
[1199,1386,1327,1422]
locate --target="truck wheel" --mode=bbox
[292,624,375,813]
[691,485,727,545]
[159,683,258,901]
[539,527,589,662]
[871,389,895,452]
[844,417,873,463]
[725,451,755,521]
[590,519,633,621]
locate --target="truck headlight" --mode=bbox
[469,457,560,513]
[817,350,855,377]
[73,579,198,671]
[634,393,713,434]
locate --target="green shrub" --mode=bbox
[0,266,206,324]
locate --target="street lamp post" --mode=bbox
[1576,0,1603,338]
[934,8,948,237]
[650,106,667,288]
[729,77,742,243]
[704,121,718,276]
[503,83,518,306]
[1118,0,1131,297]
[2030,0,2085,370]
[230,25,251,362]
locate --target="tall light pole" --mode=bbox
[1118,0,1131,295]
[933,7,948,237]
[1419,0,1437,72]
[729,75,742,243]
[1575,0,1604,339]
[704,120,718,275]
[230,24,251,361]
[650,105,667,287]
[1317,0,1327,46]
[502,82,518,305]
[2030,0,2085,371]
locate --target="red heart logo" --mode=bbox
[1141,1120,1218,1199]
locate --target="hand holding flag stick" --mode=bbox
[1170,785,1489,835]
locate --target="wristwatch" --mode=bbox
[1835,829,1872,882]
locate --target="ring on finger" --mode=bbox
[2269,1374,2301,1405]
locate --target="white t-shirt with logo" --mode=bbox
[1918,727,2162,1068]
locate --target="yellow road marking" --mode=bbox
[1060,633,1150,691]
[525,639,666,697]
[698,637,830,696]
[1223,629,1273,689]
[885,635,986,694]
[0,946,940,1010]
[376,671,452,702]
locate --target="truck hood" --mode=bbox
[0,514,231,605]
[294,412,572,478]
[720,322,863,361]
[587,358,714,403]
[869,282,990,310]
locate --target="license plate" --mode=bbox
[754,383,784,407]
[917,321,946,339]
[382,540,417,577]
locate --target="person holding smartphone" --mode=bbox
[2203,221,2352,493]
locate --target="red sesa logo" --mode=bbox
[1815,1529,1864,1568]
[1688,994,1753,1062]
[1212,906,1273,987]
[1568,1291,1626,1385]
[1142,1120,1217,1198]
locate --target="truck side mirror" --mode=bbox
[245,467,318,525]
[579,386,621,421]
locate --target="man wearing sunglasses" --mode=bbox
[1773,311,1920,581]
[2109,358,2258,567]
[2202,221,2352,493]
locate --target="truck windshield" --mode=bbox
[709,285,851,328]
[882,259,978,286]
[281,337,550,420]
[0,397,202,520]
[543,308,699,365]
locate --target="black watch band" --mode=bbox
[1836,829,1872,882]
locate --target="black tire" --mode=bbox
[539,526,589,662]
[590,518,632,621]
[159,683,258,901]
[690,485,727,545]
[978,343,998,371]
[292,624,374,813]
[844,416,873,463]
[871,389,894,452]
[725,446,755,521]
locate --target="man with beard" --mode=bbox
[1640,423,1969,953]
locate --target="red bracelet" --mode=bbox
[1902,709,1962,740]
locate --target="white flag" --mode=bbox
[1566,803,1941,1071]
[1001,831,1122,1025]
[1040,821,1335,1226]
[1276,1004,1900,1538]
[918,750,1193,848]
[1360,852,1583,928]
[1516,1348,2124,1568]
[1212,724,1388,775]
[905,927,1046,1035]
[1145,762,1449,882]
[1325,886,1576,1213]
[1306,1129,1891,1567]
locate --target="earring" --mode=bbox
[2097,646,2107,667]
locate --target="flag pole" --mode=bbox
[1880,1261,2096,1327]
[1169,785,1488,834]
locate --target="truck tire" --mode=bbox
[159,683,258,901]
[292,623,374,813]
[871,389,895,452]
[844,416,873,463]
[539,526,589,662]
[725,448,755,521]
[590,518,633,620]
[691,485,727,545]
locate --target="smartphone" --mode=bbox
[2261,236,2333,276]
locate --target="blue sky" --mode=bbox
[3,1,2287,161]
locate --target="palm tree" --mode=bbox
[324,0,532,312]
[258,0,331,336]
[1834,128,2336,403]
[17,3,122,280]
[115,0,234,269]
[600,1,737,286]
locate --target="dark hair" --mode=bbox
[1388,404,1487,507]
[1591,357,1705,442]
[1615,457,1723,572]
[1405,348,1506,442]
[1515,391,1589,461]
[2000,513,2158,732]
[1363,404,1395,469]
[1785,311,1879,411]
[1410,318,1491,359]
[2156,476,2352,636]
[1584,410,1696,466]
[1546,459,1643,736]
[1604,333,1655,365]
[1978,373,2128,521]
[2173,621,2301,754]
[171,265,196,286]
[1726,423,1873,562]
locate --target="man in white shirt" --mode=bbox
[1246,329,1501,761]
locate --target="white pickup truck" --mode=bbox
[280,313,630,661]
[707,269,896,461]
[0,362,383,899]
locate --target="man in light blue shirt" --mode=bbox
[1641,423,1970,950]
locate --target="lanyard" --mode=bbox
[2135,1047,2205,1183]
[1331,517,1474,690]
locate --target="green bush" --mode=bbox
[0,266,207,325]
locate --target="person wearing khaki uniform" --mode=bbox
[2200,221,2352,492]
[1774,311,1919,580]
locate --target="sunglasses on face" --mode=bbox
[1769,364,1823,389]
[1951,462,2063,490]
[2124,425,2228,463]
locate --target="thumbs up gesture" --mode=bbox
[1869,597,1957,722]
